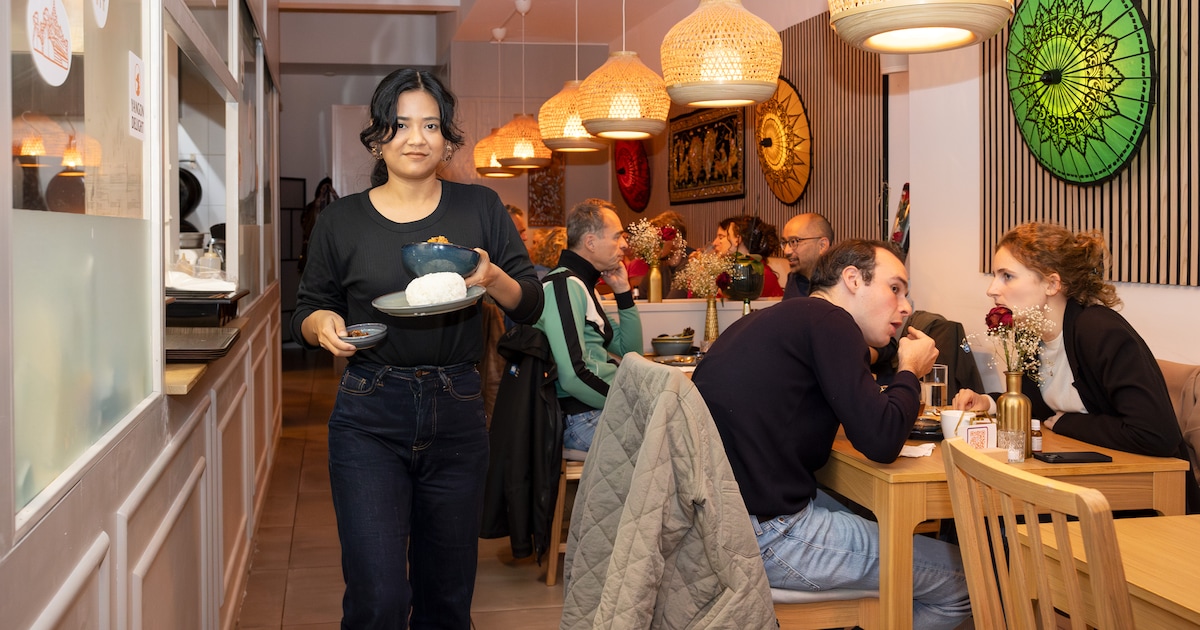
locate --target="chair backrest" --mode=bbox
[942,438,1134,630]
[1157,359,1200,486]
[904,310,985,400]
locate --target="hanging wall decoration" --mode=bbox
[667,107,745,204]
[527,152,567,227]
[614,140,651,212]
[754,75,811,204]
[1006,0,1155,185]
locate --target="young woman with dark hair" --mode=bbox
[293,68,543,627]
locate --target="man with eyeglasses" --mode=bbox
[780,213,834,299]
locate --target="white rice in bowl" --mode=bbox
[406,271,467,306]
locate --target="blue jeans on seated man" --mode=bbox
[563,408,603,451]
[328,361,489,630]
[752,490,972,630]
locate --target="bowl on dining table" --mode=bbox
[652,335,695,356]
[401,241,481,277]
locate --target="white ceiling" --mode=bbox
[279,0,660,44]
[455,0,662,45]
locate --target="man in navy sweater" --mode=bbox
[692,240,972,630]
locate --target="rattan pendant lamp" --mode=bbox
[474,30,521,178]
[828,0,1013,53]
[578,0,670,140]
[538,0,605,152]
[495,0,552,169]
[660,0,782,107]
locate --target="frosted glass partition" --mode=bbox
[12,211,153,508]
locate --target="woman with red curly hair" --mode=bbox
[954,222,1198,512]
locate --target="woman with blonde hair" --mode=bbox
[954,222,1198,512]
[529,226,567,279]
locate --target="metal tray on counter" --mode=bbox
[165,327,240,361]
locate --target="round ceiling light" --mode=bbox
[660,0,783,108]
[828,0,1014,54]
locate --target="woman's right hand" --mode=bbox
[953,388,992,412]
[303,310,358,357]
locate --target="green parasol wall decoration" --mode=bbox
[1006,0,1155,185]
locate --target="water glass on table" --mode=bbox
[922,364,948,408]
[998,429,1026,463]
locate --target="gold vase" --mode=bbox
[996,371,1032,458]
[702,296,719,351]
[648,260,663,303]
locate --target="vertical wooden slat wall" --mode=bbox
[981,0,1197,286]
[631,13,883,247]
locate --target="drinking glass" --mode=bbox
[922,364,948,408]
[998,429,1026,463]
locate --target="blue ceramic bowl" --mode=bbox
[401,242,481,277]
[651,336,694,356]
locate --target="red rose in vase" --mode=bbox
[715,272,732,290]
[985,306,1013,331]
[660,225,677,242]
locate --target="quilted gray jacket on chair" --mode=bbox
[559,353,775,629]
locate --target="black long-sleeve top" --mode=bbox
[692,297,921,517]
[290,182,542,367]
[1024,300,1199,511]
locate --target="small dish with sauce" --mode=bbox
[339,323,387,349]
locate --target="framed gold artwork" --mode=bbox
[667,107,745,204]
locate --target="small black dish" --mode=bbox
[909,417,944,441]
[340,323,387,349]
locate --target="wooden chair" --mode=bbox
[942,438,1135,629]
[772,587,879,629]
[545,452,585,586]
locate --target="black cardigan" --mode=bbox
[1023,300,1199,512]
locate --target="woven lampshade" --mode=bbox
[828,0,1013,54]
[474,128,520,178]
[661,0,782,107]
[579,51,670,140]
[539,80,606,152]
[495,113,552,169]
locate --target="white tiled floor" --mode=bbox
[235,346,564,629]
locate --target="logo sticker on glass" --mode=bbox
[27,0,73,87]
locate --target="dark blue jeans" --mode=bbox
[328,361,489,630]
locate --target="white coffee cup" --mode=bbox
[940,410,976,441]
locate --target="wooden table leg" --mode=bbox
[874,480,927,630]
[1151,470,1186,516]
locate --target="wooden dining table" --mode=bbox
[814,428,1190,629]
[1018,515,1200,628]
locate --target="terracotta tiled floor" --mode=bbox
[236,345,564,629]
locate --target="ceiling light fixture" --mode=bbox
[496,0,552,169]
[660,0,783,108]
[538,0,605,152]
[475,29,521,178]
[578,0,670,140]
[828,0,1014,54]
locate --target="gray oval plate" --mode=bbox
[339,323,387,349]
[372,285,486,317]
